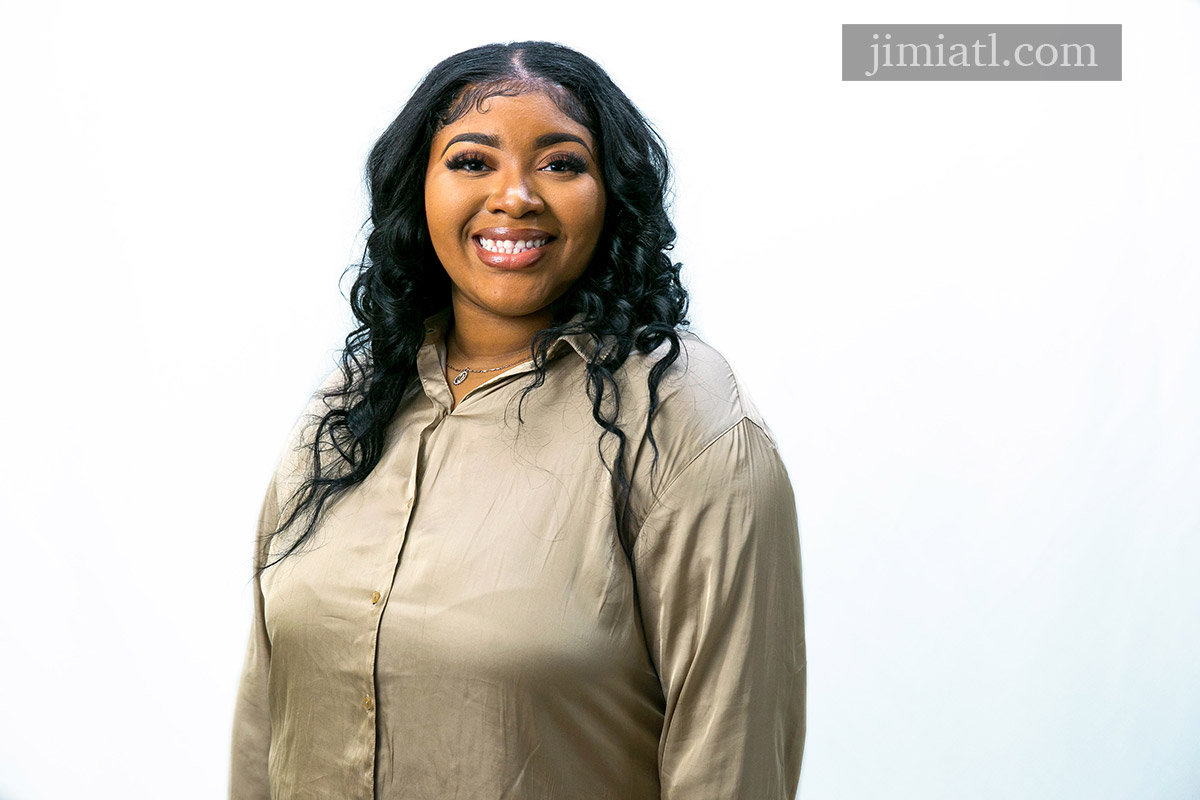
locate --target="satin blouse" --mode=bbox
[229,307,806,799]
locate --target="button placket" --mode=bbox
[360,409,427,789]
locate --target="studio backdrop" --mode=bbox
[1,1,1197,798]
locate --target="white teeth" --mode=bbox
[478,237,549,254]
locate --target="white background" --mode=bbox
[2,1,1197,798]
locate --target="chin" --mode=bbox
[472,296,555,319]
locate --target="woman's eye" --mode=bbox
[443,151,588,174]
[542,154,588,174]
[444,152,490,173]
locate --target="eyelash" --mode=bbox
[443,151,589,174]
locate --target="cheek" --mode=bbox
[422,180,440,233]
[424,208,466,276]
[425,179,469,243]
[561,182,607,241]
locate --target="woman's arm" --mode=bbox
[632,417,806,799]
[228,473,279,800]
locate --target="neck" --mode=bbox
[446,298,554,365]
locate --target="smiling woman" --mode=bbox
[424,91,607,404]
[229,40,806,800]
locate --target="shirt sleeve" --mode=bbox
[229,473,279,800]
[632,417,806,799]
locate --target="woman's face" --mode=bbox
[424,89,607,322]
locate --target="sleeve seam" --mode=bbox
[632,415,758,554]
[741,416,773,445]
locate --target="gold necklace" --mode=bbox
[445,355,529,386]
[444,328,533,386]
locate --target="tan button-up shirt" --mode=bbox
[230,307,806,799]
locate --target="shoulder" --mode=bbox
[622,326,773,446]
[615,327,783,513]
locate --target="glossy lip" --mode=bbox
[472,237,553,270]
[471,227,556,270]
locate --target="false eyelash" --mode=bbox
[443,150,589,174]
[444,150,490,171]
[544,153,588,173]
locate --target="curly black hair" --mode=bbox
[262,40,689,571]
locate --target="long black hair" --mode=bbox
[262,40,689,571]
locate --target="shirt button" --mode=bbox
[370,590,381,605]
[363,696,373,711]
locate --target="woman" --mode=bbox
[230,40,805,800]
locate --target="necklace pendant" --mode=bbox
[452,369,469,386]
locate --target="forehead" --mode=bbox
[433,90,595,143]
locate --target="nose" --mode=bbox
[486,167,545,217]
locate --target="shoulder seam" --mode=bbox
[632,415,759,551]
[741,417,777,448]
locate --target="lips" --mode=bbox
[471,227,556,270]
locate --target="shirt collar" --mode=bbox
[420,306,612,363]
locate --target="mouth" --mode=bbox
[471,228,556,270]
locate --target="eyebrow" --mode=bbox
[439,132,593,157]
